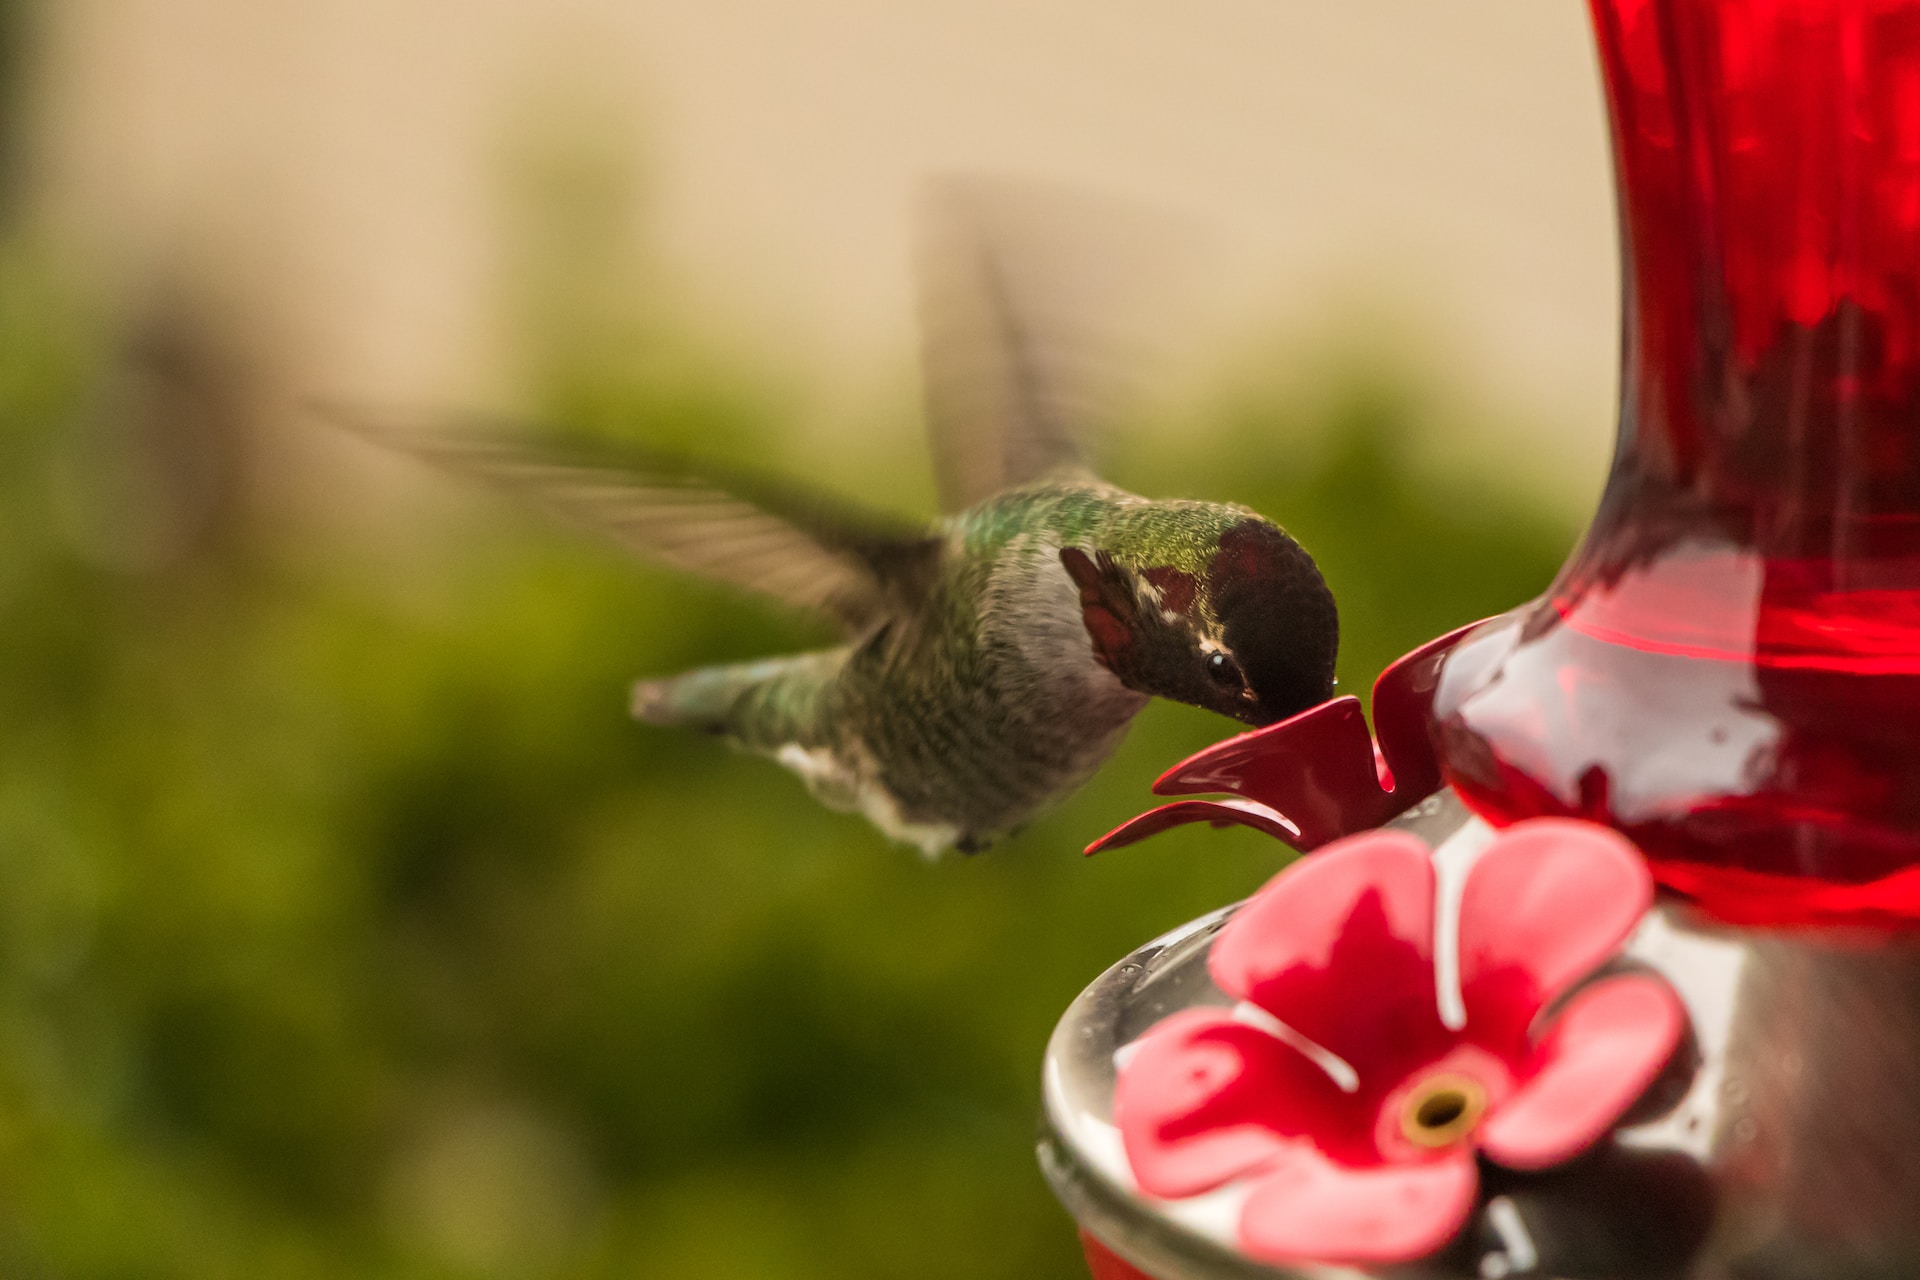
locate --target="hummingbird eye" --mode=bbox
[1206,651,1242,687]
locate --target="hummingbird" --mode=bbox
[341,185,1338,855]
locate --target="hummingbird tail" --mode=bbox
[630,668,750,733]
[630,651,842,745]
[630,677,711,729]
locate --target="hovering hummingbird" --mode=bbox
[342,185,1338,855]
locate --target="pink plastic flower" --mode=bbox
[1113,819,1685,1266]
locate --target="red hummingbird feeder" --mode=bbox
[1040,0,1920,1274]
[1437,0,1920,916]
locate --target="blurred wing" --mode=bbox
[330,411,941,635]
[915,178,1181,513]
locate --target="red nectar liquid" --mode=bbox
[1435,0,1920,893]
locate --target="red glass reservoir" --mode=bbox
[1434,0,1920,892]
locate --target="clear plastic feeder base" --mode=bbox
[1041,790,1920,1279]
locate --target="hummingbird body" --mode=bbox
[632,481,1333,854]
[345,181,1339,855]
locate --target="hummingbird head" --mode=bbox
[1060,520,1337,726]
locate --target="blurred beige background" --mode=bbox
[0,8,1623,1276]
[31,0,1620,493]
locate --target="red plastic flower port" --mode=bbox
[1086,624,1476,856]
[1112,820,1685,1266]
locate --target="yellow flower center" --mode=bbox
[1399,1074,1489,1149]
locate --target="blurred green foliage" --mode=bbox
[0,206,1576,1280]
